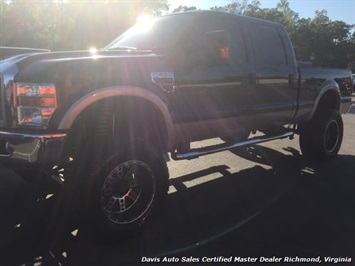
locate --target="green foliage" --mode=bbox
[242,0,299,36]
[1,1,52,48]
[292,10,354,67]
[210,0,248,15]
[0,0,353,67]
[212,0,354,68]
[0,0,168,50]
[172,5,197,13]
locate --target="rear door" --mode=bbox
[248,22,298,128]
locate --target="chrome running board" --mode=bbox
[171,132,294,160]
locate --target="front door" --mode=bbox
[169,13,255,140]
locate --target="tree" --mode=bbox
[243,0,262,16]
[213,0,354,68]
[292,10,354,67]
[244,0,299,35]
[211,0,248,15]
[0,1,55,48]
[275,0,299,35]
[56,0,169,50]
[0,0,169,50]
[172,5,197,13]
[1,0,353,67]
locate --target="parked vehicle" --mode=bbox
[0,11,353,240]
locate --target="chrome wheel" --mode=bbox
[101,160,156,225]
[93,145,169,240]
[324,119,340,153]
[299,109,343,161]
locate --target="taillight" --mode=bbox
[13,83,57,127]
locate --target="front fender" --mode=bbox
[57,86,175,150]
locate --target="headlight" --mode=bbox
[13,83,57,128]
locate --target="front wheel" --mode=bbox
[92,145,169,240]
[299,109,343,161]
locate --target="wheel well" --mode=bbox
[316,90,340,115]
[61,96,169,161]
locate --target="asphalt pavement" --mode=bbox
[0,108,354,265]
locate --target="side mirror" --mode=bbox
[204,30,231,63]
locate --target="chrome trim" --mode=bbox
[58,86,175,150]
[0,131,66,140]
[0,131,66,163]
[307,81,340,121]
[171,132,294,160]
[0,73,4,125]
[151,72,175,92]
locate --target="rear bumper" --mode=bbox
[0,130,66,165]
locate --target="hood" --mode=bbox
[2,49,158,69]
[8,48,172,107]
[0,48,171,129]
[13,49,166,85]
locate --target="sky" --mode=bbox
[168,0,355,25]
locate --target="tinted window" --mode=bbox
[178,14,248,66]
[105,13,196,50]
[249,23,287,67]
[228,24,248,65]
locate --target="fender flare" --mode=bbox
[58,86,175,150]
[307,80,341,121]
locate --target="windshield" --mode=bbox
[104,13,197,51]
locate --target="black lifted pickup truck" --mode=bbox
[0,11,353,239]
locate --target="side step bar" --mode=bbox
[171,132,294,160]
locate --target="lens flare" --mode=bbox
[134,14,154,33]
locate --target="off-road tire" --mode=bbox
[91,145,169,240]
[220,130,250,143]
[299,109,343,161]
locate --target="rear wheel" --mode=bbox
[299,109,343,161]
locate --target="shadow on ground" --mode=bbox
[0,144,354,265]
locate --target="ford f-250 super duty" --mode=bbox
[0,11,353,240]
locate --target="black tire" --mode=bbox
[299,109,343,161]
[91,145,169,240]
[220,130,250,143]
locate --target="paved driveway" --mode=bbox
[0,109,354,265]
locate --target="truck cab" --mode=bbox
[0,11,353,241]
